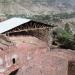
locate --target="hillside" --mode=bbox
[0,0,75,16]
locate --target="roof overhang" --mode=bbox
[0,17,31,33]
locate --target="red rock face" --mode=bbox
[0,36,75,75]
[10,36,68,75]
[16,48,68,75]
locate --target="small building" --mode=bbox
[0,17,54,46]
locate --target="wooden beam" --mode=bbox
[8,27,50,34]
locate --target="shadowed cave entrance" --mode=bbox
[9,69,19,75]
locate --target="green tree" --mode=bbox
[52,24,75,50]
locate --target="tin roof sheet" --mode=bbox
[0,17,31,33]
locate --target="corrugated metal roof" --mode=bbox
[0,17,31,33]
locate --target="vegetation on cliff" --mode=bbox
[52,23,75,50]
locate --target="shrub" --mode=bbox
[52,23,75,50]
